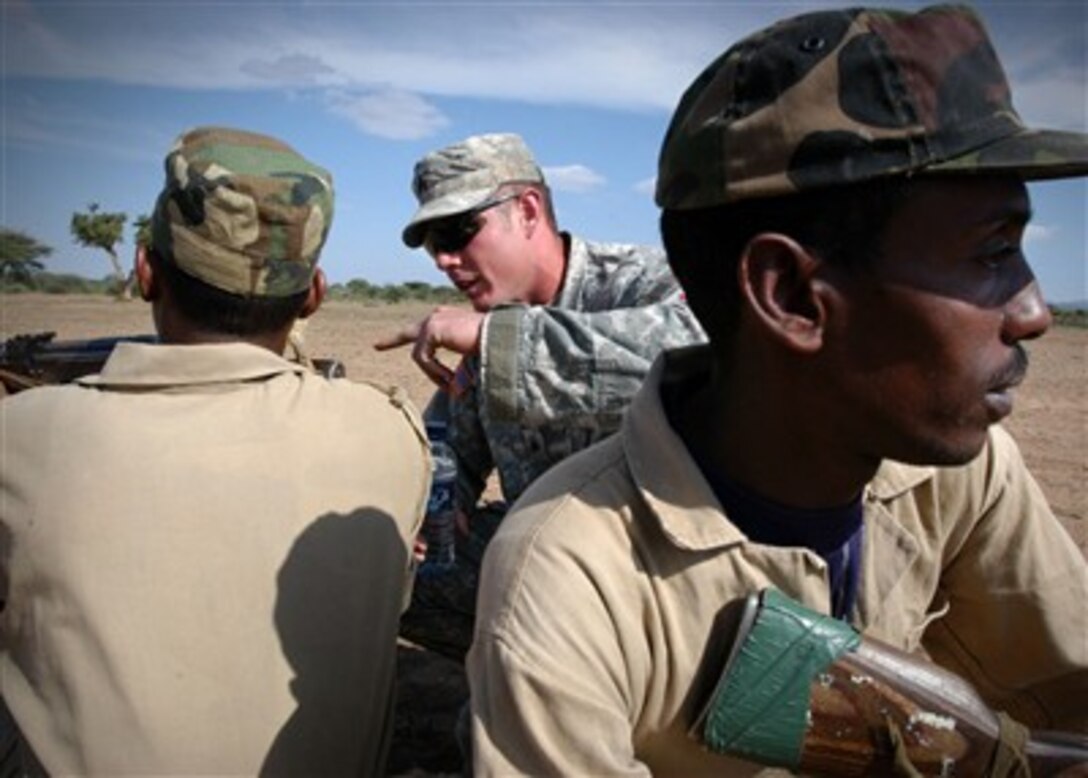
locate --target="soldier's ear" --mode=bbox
[516,188,541,237]
[135,246,160,302]
[738,233,826,354]
[298,268,326,320]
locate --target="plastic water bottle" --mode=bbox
[421,420,457,573]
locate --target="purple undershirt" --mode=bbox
[706,471,864,620]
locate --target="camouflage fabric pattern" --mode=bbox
[657,4,1088,210]
[446,234,705,514]
[151,126,334,297]
[402,133,544,247]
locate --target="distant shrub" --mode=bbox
[1052,307,1087,329]
[34,273,114,295]
[2,274,466,304]
[326,279,462,305]
[0,271,113,295]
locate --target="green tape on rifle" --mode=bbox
[700,589,861,769]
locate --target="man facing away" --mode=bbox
[377,132,704,660]
[467,6,1088,774]
[0,126,430,775]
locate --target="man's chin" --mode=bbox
[892,430,991,468]
[466,286,504,312]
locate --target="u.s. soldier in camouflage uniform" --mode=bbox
[0,127,430,775]
[378,133,705,660]
[467,6,1088,773]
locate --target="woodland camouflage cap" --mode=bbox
[656,4,1088,210]
[402,133,544,248]
[151,126,334,296]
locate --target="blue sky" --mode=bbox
[3,0,1085,302]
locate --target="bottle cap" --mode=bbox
[425,420,449,442]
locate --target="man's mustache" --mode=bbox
[991,344,1030,390]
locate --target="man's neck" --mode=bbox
[159,330,288,354]
[155,311,290,355]
[152,286,293,355]
[530,229,569,305]
[666,354,878,511]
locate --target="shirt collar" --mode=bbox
[623,346,746,551]
[867,460,936,501]
[553,232,587,309]
[77,341,305,389]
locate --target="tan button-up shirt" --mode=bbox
[1,342,429,775]
[469,347,1088,776]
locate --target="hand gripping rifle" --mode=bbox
[694,589,1088,777]
[0,331,346,396]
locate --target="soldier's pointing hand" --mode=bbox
[374,306,484,389]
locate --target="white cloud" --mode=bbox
[1025,223,1056,245]
[5,3,1082,136]
[633,176,657,196]
[544,165,606,193]
[325,89,450,140]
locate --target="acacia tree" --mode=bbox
[0,227,52,287]
[71,203,131,299]
[133,214,152,250]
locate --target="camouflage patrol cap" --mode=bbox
[656,4,1088,210]
[150,126,334,297]
[402,133,544,248]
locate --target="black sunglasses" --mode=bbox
[424,193,520,255]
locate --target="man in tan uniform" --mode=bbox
[467,5,1088,774]
[0,127,430,774]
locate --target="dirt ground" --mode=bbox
[2,294,1086,772]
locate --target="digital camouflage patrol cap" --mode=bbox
[151,126,334,297]
[402,133,545,248]
[656,4,1088,210]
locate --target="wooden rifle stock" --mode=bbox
[696,589,1088,776]
[806,634,1088,776]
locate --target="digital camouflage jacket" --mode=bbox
[436,233,705,511]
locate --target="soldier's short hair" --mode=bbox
[149,247,310,336]
[661,179,915,345]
